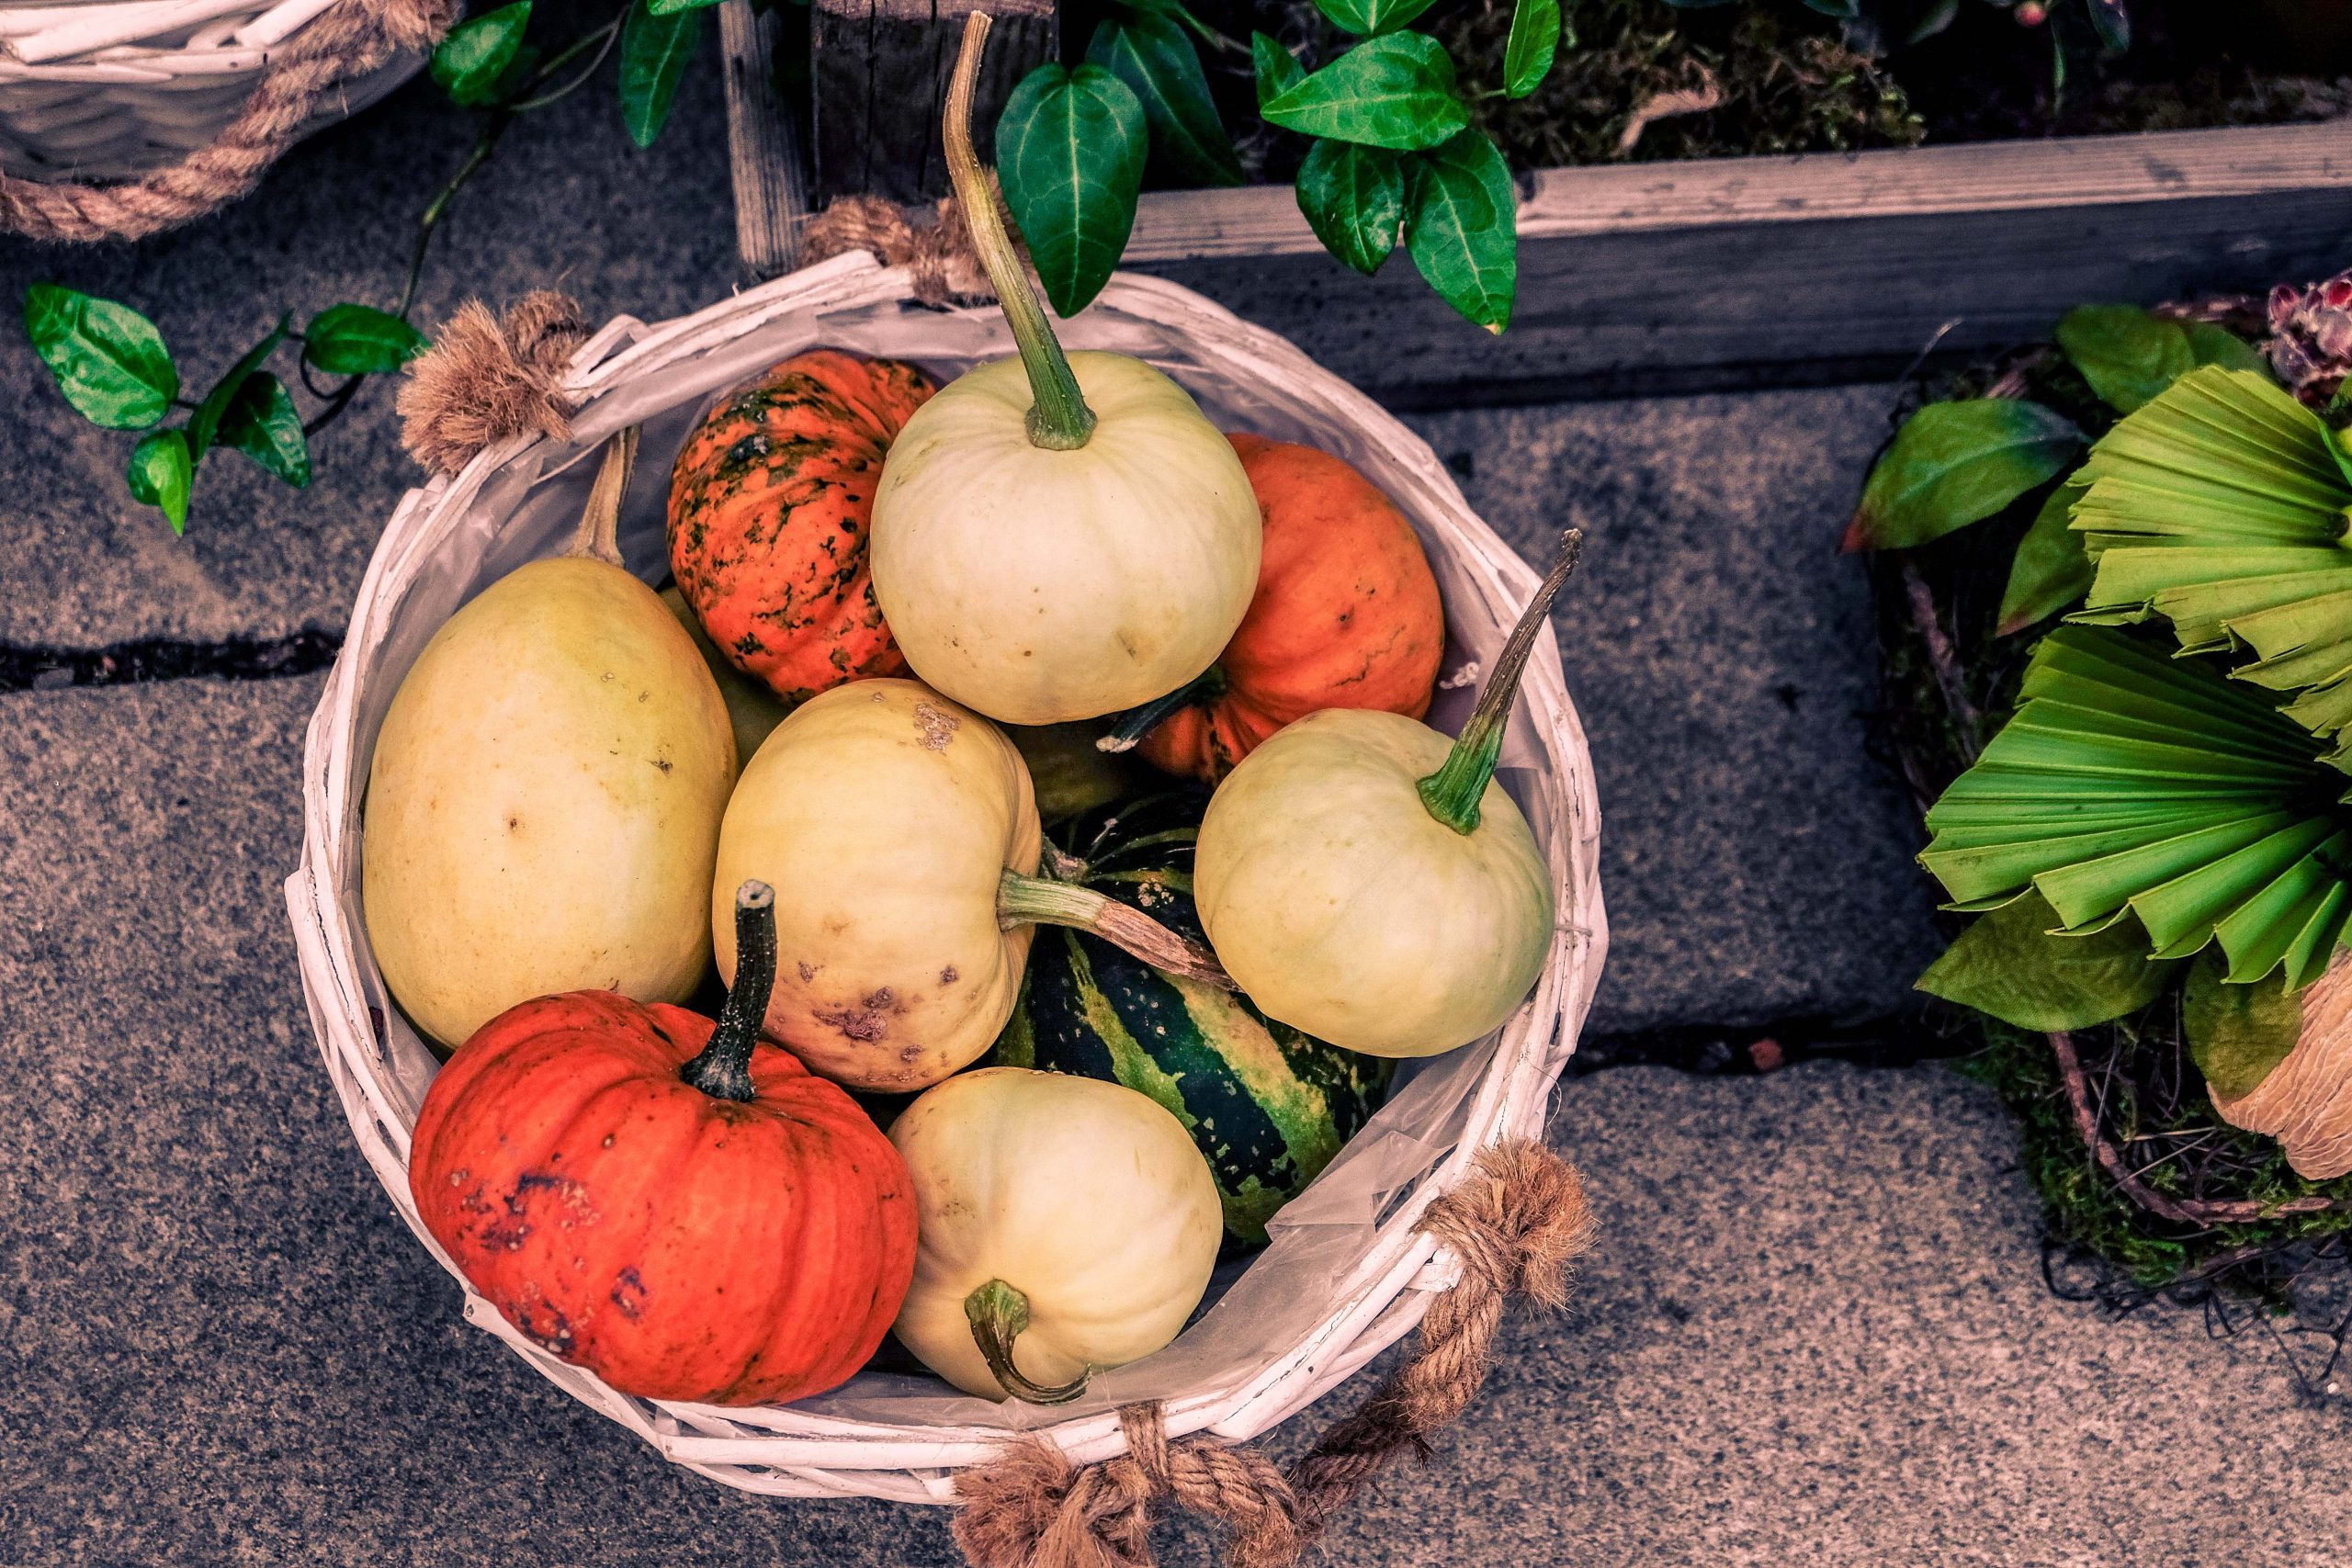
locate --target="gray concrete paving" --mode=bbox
[2,675,2341,1568]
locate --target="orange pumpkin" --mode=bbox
[1124,434,1446,784]
[408,883,916,1406]
[667,351,937,704]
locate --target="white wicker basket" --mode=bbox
[284,253,1608,1505]
[0,0,420,182]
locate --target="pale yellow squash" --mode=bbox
[865,17,1259,727]
[890,1067,1221,1403]
[364,434,734,1051]
[1195,532,1584,1058]
[660,583,793,770]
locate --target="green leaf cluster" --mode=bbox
[999,0,1563,330]
[23,285,424,534]
[430,0,715,149]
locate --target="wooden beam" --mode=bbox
[1120,121,2352,408]
[719,0,809,281]
[809,0,1056,206]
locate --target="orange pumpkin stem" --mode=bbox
[682,880,778,1101]
[944,11,1096,451]
[1418,528,1583,835]
[965,1278,1088,1404]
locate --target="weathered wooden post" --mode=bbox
[808,0,1057,205]
[718,0,811,278]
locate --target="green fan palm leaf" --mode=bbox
[1919,626,2352,987]
[2069,366,2352,766]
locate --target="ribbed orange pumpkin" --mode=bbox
[667,351,937,704]
[1126,434,1446,784]
[407,884,916,1405]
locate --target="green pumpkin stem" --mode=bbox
[565,425,637,568]
[998,868,1236,990]
[965,1279,1089,1405]
[681,880,777,1102]
[1417,528,1584,836]
[1097,666,1226,754]
[944,11,1097,453]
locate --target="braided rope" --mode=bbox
[952,1139,1598,1568]
[0,0,457,243]
[800,182,1023,310]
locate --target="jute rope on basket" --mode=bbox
[1,0,457,242]
[954,1140,1598,1568]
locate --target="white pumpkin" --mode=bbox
[891,1067,1222,1403]
[1195,531,1583,1058]
[712,679,1228,1091]
[865,18,1260,727]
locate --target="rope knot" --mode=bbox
[1421,1139,1598,1311]
[802,182,1026,309]
[396,291,589,475]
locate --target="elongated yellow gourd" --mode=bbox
[866,14,1260,726]
[711,680,1230,1091]
[891,1068,1221,1403]
[1195,531,1584,1058]
[365,432,735,1050]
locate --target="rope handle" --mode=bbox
[950,1140,1598,1568]
[0,0,457,243]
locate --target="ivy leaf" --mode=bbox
[1841,400,2082,551]
[1312,0,1441,38]
[2182,952,2301,1102]
[1406,128,1515,333]
[1917,891,2178,1032]
[187,318,287,463]
[432,0,531,107]
[302,304,427,376]
[23,283,178,430]
[619,0,702,149]
[1252,31,1306,106]
[1261,34,1467,152]
[2086,0,2131,54]
[2182,320,2268,376]
[217,373,311,488]
[1800,0,1862,15]
[125,430,193,536]
[1087,13,1240,187]
[646,0,724,11]
[1996,479,2094,636]
[1502,0,1562,99]
[1295,139,1405,276]
[999,63,1148,319]
[2055,304,2195,415]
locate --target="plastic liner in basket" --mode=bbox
[286,253,1606,1502]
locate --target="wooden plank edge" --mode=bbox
[1127,120,2352,264]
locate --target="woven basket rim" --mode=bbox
[285,253,1609,1505]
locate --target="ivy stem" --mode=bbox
[507,15,624,112]
[943,11,1097,451]
[1096,668,1223,753]
[964,1279,1088,1404]
[1417,528,1584,835]
[566,426,637,566]
[997,868,1235,990]
[682,881,778,1102]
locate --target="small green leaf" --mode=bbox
[1295,139,1406,276]
[432,0,531,107]
[2086,0,2130,53]
[1312,0,1441,38]
[997,63,1148,318]
[1261,33,1467,152]
[646,0,723,11]
[187,318,287,463]
[1087,13,1240,187]
[1917,891,2177,1032]
[302,304,427,376]
[1405,128,1515,333]
[2055,304,2194,414]
[217,373,311,488]
[23,283,177,430]
[1502,0,1562,99]
[2183,320,2269,376]
[1252,31,1306,106]
[1996,479,2095,635]
[1842,400,2082,551]
[619,0,702,149]
[2182,951,2301,1102]
[126,429,193,535]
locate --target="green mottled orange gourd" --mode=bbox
[666,350,937,704]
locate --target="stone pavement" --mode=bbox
[1,41,2318,1568]
[3,678,2345,1568]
